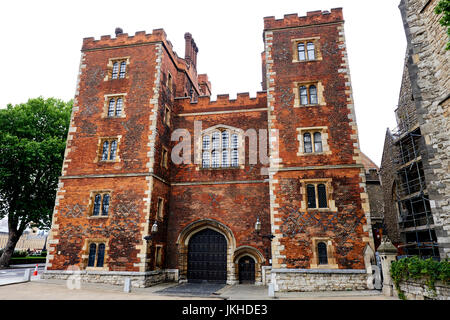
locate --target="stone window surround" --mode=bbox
[102,93,127,119]
[95,136,122,163]
[87,190,112,218]
[297,126,331,156]
[81,238,110,271]
[291,36,322,63]
[293,81,326,108]
[197,124,245,171]
[310,237,338,269]
[299,178,337,212]
[104,56,130,81]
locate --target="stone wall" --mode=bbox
[397,279,450,300]
[399,0,450,259]
[271,269,369,292]
[42,269,178,288]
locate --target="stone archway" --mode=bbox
[233,246,265,285]
[176,219,237,284]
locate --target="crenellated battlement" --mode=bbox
[264,8,343,30]
[175,91,267,113]
[82,28,176,52]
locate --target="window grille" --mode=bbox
[115,98,122,116]
[112,62,119,79]
[212,151,219,168]
[109,140,117,160]
[108,99,115,117]
[119,61,126,78]
[102,141,109,160]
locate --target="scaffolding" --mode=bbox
[392,127,440,260]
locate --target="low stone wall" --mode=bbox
[262,266,272,285]
[42,269,178,288]
[271,269,369,292]
[398,280,449,300]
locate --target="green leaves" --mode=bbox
[390,256,450,299]
[435,0,450,50]
[0,97,72,230]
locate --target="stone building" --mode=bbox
[43,8,376,291]
[380,0,449,259]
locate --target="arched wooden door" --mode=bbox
[187,228,227,283]
[238,256,255,284]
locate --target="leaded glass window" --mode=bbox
[93,194,101,216]
[222,149,229,167]
[97,243,105,267]
[318,184,327,208]
[112,62,119,79]
[202,151,210,168]
[212,132,220,149]
[102,194,110,216]
[203,135,210,150]
[108,99,115,117]
[115,98,122,116]
[109,140,117,160]
[304,133,312,153]
[119,61,126,78]
[314,132,323,153]
[102,141,109,160]
[300,86,308,105]
[307,42,315,60]
[309,85,318,104]
[318,242,328,265]
[222,131,229,149]
[297,43,306,61]
[212,150,219,168]
[231,134,238,149]
[307,184,316,209]
[231,149,239,167]
[88,243,97,267]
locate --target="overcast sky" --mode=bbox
[0,0,406,166]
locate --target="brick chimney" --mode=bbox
[184,32,198,70]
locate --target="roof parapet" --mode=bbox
[264,8,343,30]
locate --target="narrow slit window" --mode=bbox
[157,198,164,218]
[88,243,97,267]
[300,86,308,105]
[297,43,306,61]
[307,42,315,60]
[304,133,312,153]
[318,242,328,265]
[314,132,323,153]
[307,184,316,209]
[119,61,126,78]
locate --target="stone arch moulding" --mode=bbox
[176,219,237,284]
[233,246,265,285]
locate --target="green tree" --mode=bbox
[0,97,72,268]
[435,0,450,50]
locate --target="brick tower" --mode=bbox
[264,9,375,290]
[43,8,375,291]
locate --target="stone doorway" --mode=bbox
[238,255,255,284]
[187,228,227,283]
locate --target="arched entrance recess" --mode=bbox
[177,219,237,284]
[233,246,265,285]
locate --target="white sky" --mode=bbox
[0,0,406,166]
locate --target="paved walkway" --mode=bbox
[0,279,398,300]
